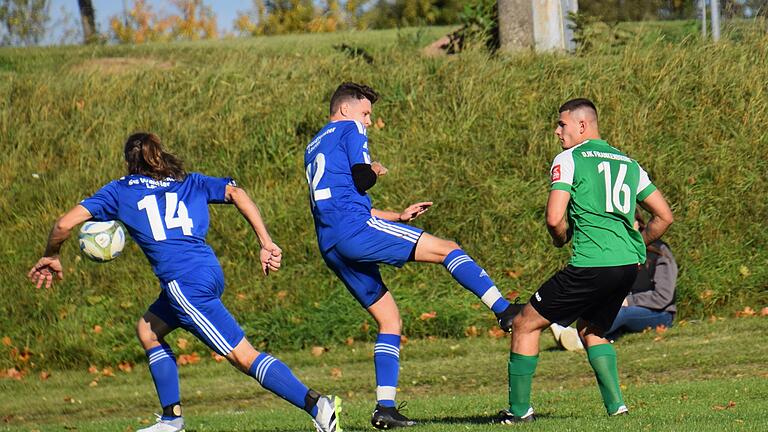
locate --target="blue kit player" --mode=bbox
[304,83,521,429]
[28,133,341,432]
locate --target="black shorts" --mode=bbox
[530,264,639,331]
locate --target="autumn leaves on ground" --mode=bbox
[2,317,768,431]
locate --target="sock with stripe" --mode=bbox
[374,333,401,408]
[508,352,538,417]
[146,344,181,420]
[248,352,318,417]
[443,249,510,313]
[587,343,625,414]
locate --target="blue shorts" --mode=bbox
[148,266,244,356]
[323,217,423,308]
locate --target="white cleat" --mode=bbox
[558,326,584,351]
[313,395,343,432]
[610,405,629,416]
[137,415,185,432]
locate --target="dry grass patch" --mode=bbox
[71,57,174,74]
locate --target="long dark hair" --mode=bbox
[124,132,186,181]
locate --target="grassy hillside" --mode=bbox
[1,24,767,369]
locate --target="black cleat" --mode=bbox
[371,403,416,429]
[496,302,524,333]
[497,408,535,424]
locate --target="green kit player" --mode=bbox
[498,98,674,423]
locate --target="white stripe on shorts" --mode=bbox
[167,280,234,355]
[367,218,419,243]
[371,218,421,239]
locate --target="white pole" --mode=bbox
[711,0,721,42]
[700,0,707,38]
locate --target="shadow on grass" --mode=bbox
[424,412,557,425]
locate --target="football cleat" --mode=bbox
[137,415,185,432]
[496,302,525,333]
[371,402,416,429]
[497,407,535,424]
[313,395,342,432]
[610,405,629,416]
[557,326,584,351]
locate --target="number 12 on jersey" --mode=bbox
[306,153,332,207]
[137,193,194,241]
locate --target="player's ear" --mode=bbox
[339,102,349,118]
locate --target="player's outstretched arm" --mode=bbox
[225,184,282,275]
[28,204,92,288]
[372,202,432,223]
[546,190,572,248]
[638,189,674,245]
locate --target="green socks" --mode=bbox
[507,353,539,417]
[587,343,625,414]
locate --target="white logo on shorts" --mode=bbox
[535,292,542,302]
[479,269,488,278]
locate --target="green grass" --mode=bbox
[1,23,768,368]
[1,318,767,431]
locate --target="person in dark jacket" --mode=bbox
[605,210,678,340]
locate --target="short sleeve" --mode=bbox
[190,173,234,204]
[636,164,657,201]
[343,121,371,166]
[550,150,575,192]
[80,181,120,221]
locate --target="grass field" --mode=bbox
[2,317,766,431]
[2,21,768,368]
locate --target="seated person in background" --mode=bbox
[604,210,678,340]
[551,210,678,348]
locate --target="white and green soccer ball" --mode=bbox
[78,221,126,262]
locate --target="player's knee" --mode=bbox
[433,239,460,260]
[377,318,402,335]
[226,340,259,374]
[135,319,159,348]
[512,313,531,334]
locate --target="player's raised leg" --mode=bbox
[578,320,628,416]
[413,233,520,331]
[136,311,184,432]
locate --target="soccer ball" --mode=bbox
[78,221,126,262]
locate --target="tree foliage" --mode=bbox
[0,0,49,46]
[110,0,217,44]
[235,0,465,36]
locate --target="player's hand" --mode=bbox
[399,202,432,222]
[27,256,63,289]
[260,243,282,276]
[371,161,388,177]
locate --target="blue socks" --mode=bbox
[443,249,510,313]
[374,333,401,408]
[249,352,318,417]
[146,344,181,420]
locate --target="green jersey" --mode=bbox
[550,139,656,267]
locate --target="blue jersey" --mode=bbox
[80,173,232,282]
[304,120,372,252]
